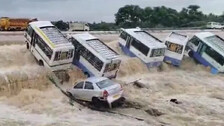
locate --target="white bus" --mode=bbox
[187,32,224,73]
[119,28,167,68]
[70,33,121,78]
[164,32,189,66]
[24,21,74,71]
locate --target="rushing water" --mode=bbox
[0,34,224,126]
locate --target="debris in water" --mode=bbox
[133,80,148,89]
[145,108,164,117]
[170,99,182,104]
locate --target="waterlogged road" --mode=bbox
[0,30,224,126]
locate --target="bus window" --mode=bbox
[36,35,53,59]
[104,61,121,72]
[165,41,183,54]
[205,46,224,66]
[80,45,103,71]
[27,25,33,36]
[190,37,200,46]
[54,49,73,61]
[120,31,127,40]
[131,39,149,56]
[150,48,165,57]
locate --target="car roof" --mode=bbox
[86,77,108,83]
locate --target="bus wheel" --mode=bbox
[26,43,29,49]
[38,60,44,66]
[188,51,193,58]
[84,72,90,78]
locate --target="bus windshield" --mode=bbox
[104,61,121,73]
[54,49,73,61]
[150,48,165,57]
[165,41,183,54]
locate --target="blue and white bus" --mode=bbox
[70,33,121,78]
[164,32,189,66]
[119,28,167,68]
[187,32,224,73]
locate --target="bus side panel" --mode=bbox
[119,42,163,68]
[164,56,181,66]
[145,61,162,68]
[73,58,95,77]
[192,51,212,67]
[202,53,224,72]
[119,42,136,57]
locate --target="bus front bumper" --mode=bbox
[50,63,72,71]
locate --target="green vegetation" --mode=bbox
[53,5,224,31]
[115,5,224,28]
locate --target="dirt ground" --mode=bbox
[0,30,224,126]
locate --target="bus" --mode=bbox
[187,32,224,73]
[24,21,75,71]
[70,33,121,78]
[119,28,167,68]
[164,32,189,66]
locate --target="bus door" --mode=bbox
[30,32,37,52]
[198,44,207,56]
[126,36,132,49]
[188,37,201,52]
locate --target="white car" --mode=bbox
[66,77,124,108]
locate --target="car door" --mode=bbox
[83,81,97,101]
[71,82,84,100]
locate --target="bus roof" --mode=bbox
[29,21,72,49]
[121,28,166,48]
[195,32,224,56]
[72,33,119,60]
[165,32,189,45]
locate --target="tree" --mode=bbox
[187,5,204,21]
[52,20,69,31]
[115,5,144,27]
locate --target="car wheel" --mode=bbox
[92,97,101,108]
[67,91,73,98]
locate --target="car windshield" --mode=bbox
[96,79,114,89]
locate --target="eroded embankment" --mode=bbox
[0,45,53,96]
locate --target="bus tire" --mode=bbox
[26,43,29,49]
[188,51,193,58]
[84,72,90,78]
[38,60,44,66]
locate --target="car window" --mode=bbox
[74,82,84,89]
[84,81,94,90]
[96,79,114,89]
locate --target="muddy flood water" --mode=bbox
[0,31,224,126]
